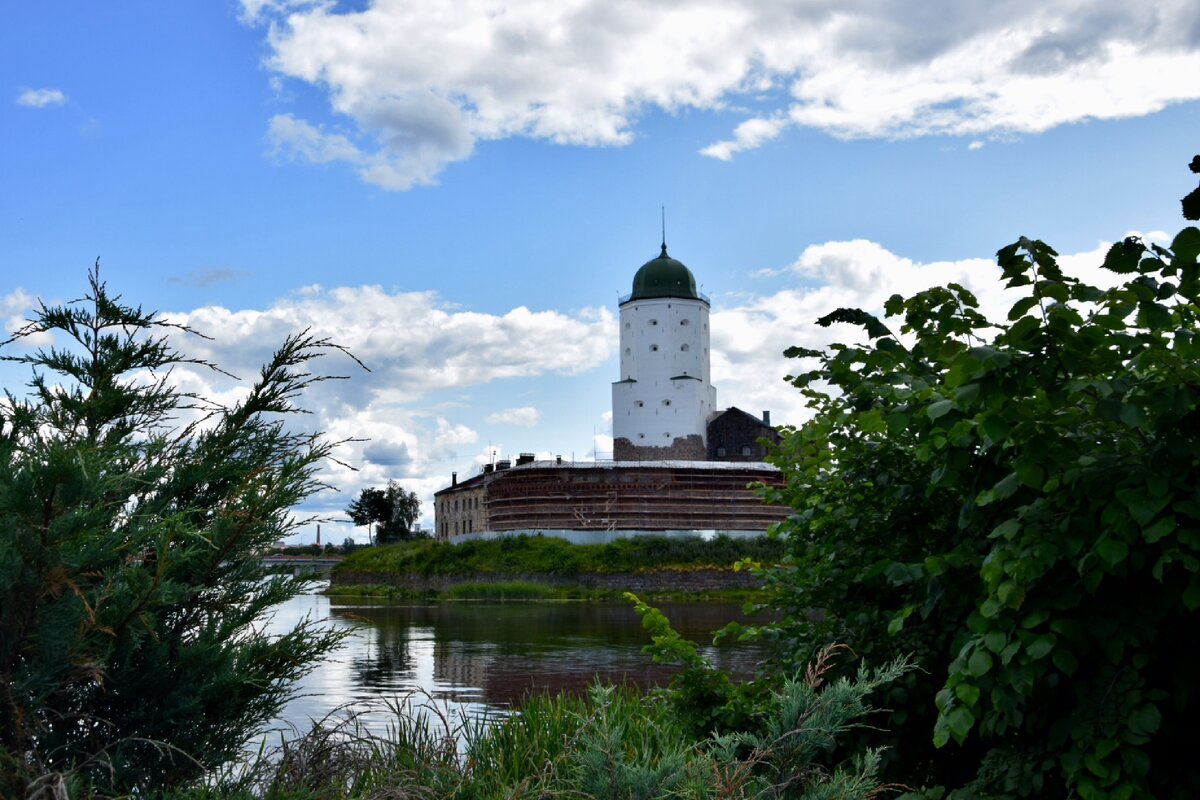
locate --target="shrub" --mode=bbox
[0,266,347,795]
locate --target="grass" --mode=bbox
[333,534,785,580]
[166,647,907,800]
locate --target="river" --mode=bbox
[263,588,766,739]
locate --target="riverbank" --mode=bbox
[327,534,781,600]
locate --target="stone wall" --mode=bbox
[613,433,706,461]
[331,567,762,593]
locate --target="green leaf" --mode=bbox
[984,631,1007,653]
[991,472,1020,502]
[967,649,993,677]
[1171,226,1200,264]
[998,580,1025,609]
[1026,634,1057,660]
[955,682,981,707]
[927,399,953,420]
[945,706,975,742]
[1095,538,1129,568]
[1117,488,1170,526]
[1053,648,1078,675]
[1127,703,1161,738]
[1007,296,1039,321]
[1105,237,1145,273]
[1143,515,1176,544]
[991,519,1020,540]
[1183,577,1200,611]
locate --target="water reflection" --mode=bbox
[270,591,765,737]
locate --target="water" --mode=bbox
[264,589,765,738]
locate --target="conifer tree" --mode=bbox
[0,265,349,795]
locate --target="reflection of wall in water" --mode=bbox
[433,640,496,694]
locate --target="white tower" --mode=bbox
[612,243,717,460]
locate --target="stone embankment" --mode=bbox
[330,567,760,594]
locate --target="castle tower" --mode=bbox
[612,243,717,460]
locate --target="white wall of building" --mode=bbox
[612,296,717,447]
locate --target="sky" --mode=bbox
[3,0,1198,542]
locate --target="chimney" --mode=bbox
[451,471,457,486]
[483,463,494,474]
[556,455,563,465]
[762,410,771,426]
[496,459,512,471]
[517,452,535,466]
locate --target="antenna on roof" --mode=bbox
[661,206,667,256]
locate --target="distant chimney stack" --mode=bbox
[556,455,563,465]
[517,452,535,466]
[762,410,771,426]
[451,471,457,486]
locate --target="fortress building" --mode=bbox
[434,241,789,543]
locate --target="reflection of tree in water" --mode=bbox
[331,606,418,690]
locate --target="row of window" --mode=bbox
[444,496,480,512]
[633,399,672,407]
[439,518,475,536]
[628,319,700,328]
[626,344,699,354]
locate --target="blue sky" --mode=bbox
[3,1,1198,541]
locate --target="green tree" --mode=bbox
[0,266,349,795]
[759,159,1200,798]
[346,480,423,544]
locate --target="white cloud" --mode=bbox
[1,289,53,348]
[16,88,66,108]
[701,115,789,161]
[710,235,1132,428]
[244,0,1200,186]
[157,285,613,529]
[486,405,541,427]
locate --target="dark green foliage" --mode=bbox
[334,533,785,578]
[346,480,423,543]
[758,168,1200,797]
[0,266,348,795]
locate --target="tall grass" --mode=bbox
[173,647,909,800]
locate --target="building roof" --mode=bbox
[625,244,702,302]
[435,458,781,496]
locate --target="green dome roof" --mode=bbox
[627,244,701,302]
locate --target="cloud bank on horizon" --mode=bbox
[245,0,1200,189]
[3,234,1144,529]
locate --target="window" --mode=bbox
[635,400,644,407]
[717,446,726,457]
[638,433,645,439]
[680,319,690,326]
[741,446,752,456]
[662,399,671,406]
[624,322,630,329]
[680,344,690,352]
[650,345,659,352]
[649,319,658,326]
[664,432,671,438]
[624,347,631,355]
